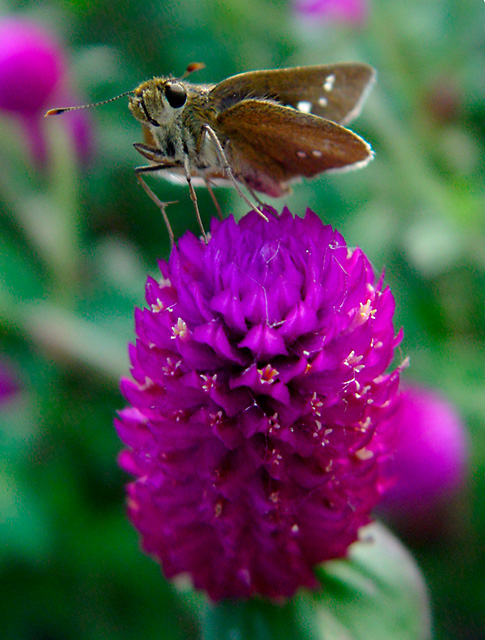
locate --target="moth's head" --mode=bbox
[128,78,187,128]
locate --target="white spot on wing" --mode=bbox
[297,100,312,113]
[318,96,328,107]
[296,150,306,158]
[323,74,336,92]
[312,150,322,157]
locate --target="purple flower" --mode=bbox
[0,361,20,405]
[0,18,64,115]
[294,0,368,25]
[0,17,92,165]
[380,385,469,518]
[115,208,402,600]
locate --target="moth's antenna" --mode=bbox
[180,62,205,80]
[45,90,134,117]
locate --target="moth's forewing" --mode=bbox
[210,63,376,125]
[217,101,373,196]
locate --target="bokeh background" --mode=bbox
[0,0,483,638]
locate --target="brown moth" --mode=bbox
[47,62,376,243]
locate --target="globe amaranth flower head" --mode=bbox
[0,360,20,405]
[380,385,468,518]
[0,17,92,165]
[115,208,402,601]
[294,0,368,25]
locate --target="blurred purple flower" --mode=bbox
[294,0,368,24]
[115,208,402,600]
[0,17,92,165]
[0,360,20,404]
[380,385,469,518]
[0,18,64,115]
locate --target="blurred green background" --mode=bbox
[0,0,483,638]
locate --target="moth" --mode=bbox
[47,62,376,243]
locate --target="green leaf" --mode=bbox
[301,523,431,640]
[201,597,307,640]
[200,523,431,640]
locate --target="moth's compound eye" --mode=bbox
[164,82,187,108]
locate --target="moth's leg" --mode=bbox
[201,125,268,222]
[204,178,223,220]
[134,162,181,247]
[238,174,266,208]
[138,136,224,227]
[183,155,208,243]
[133,142,166,163]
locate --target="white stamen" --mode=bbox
[138,377,154,391]
[172,317,188,340]
[150,298,165,313]
[158,276,171,288]
[355,448,374,461]
[201,373,217,391]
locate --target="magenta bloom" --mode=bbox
[0,17,92,165]
[0,18,64,115]
[116,208,402,600]
[0,361,20,404]
[294,0,367,24]
[380,386,469,516]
